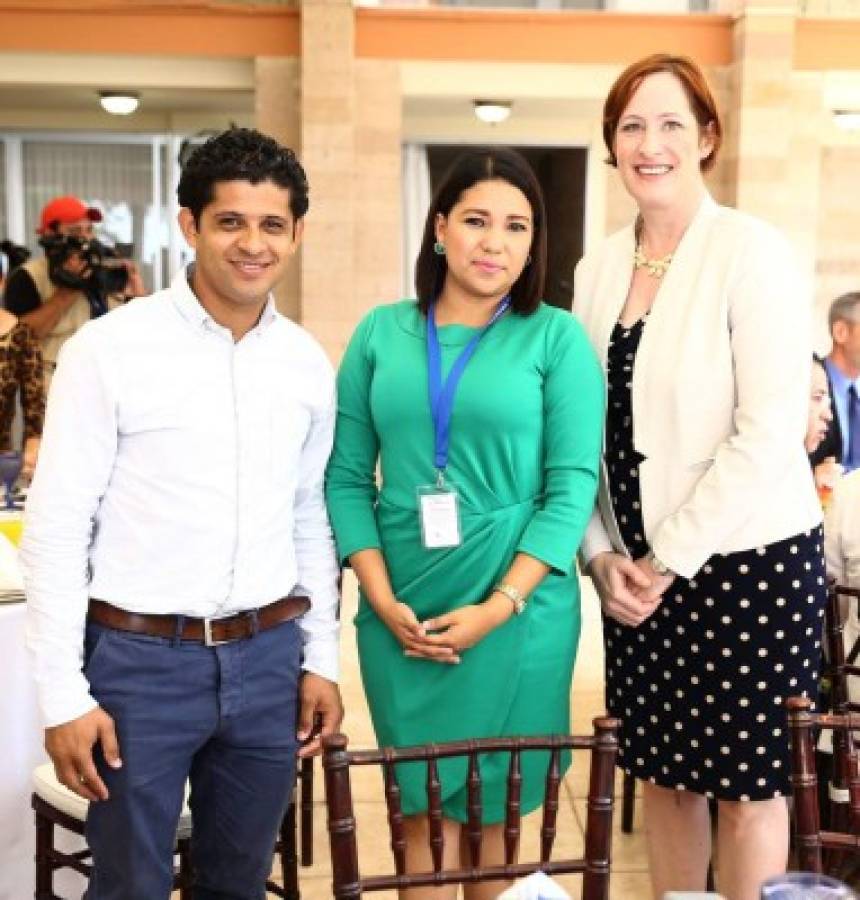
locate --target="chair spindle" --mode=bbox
[466,751,483,868]
[540,746,561,863]
[383,758,407,875]
[787,696,824,873]
[426,756,444,872]
[504,749,522,866]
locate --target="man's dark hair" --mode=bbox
[414,148,547,316]
[177,127,309,224]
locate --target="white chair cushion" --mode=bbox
[33,763,193,839]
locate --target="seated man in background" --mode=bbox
[2,195,145,386]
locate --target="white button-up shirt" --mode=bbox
[23,269,340,727]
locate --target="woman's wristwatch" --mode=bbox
[646,550,674,577]
[493,582,526,615]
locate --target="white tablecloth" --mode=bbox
[0,601,86,900]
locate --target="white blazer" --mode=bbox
[574,193,821,578]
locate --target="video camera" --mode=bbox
[38,232,129,316]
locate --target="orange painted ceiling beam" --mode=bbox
[1,2,858,72]
[355,9,734,66]
[0,2,299,57]
[795,18,860,71]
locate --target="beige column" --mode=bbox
[725,0,823,286]
[299,0,355,362]
[353,59,403,330]
[255,56,302,321]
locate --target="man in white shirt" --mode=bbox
[22,128,343,899]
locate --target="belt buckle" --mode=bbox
[203,617,228,647]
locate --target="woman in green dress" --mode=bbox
[325,148,604,898]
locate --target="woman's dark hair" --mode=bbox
[414,148,547,316]
[177,127,309,225]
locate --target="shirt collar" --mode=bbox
[171,265,278,336]
[826,357,860,395]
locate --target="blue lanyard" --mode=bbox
[426,297,511,476]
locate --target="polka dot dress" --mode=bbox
[603,319,827,801]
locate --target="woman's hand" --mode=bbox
[378,600,460,664]
[21,436,40,482]
[417,596,511,657]
[632,555,676,605]
[589,551,661,627]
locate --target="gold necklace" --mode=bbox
[633,243,674,279]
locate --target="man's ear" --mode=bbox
[291,217,305,252]
[177,208,198,249]
[833,320,848,346]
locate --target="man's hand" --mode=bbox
[589,551,661,628]
[60,250,90,281]
[121,261,146,299]
[297,672,343,758]
[45,707,122,802]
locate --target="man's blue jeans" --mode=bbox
[82,616,302,900]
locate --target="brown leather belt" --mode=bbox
[87,596,310,647]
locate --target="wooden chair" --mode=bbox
[32,755,315,899]
[321,717,620,900]
[818,582,860,853]
[787,695,860,873]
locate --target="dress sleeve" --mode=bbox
[324,310,383,564]
[516,315,605,575]
[14,324,46,440]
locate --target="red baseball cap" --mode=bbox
[37,196,102,234]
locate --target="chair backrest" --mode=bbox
[321,716,619,900]
[787,695,860,872]
[825,582,860,714]
[822,583,860,833]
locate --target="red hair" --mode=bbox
[603,54,722,173]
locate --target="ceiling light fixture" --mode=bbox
[99,92,140,116]
[473,100,512,125]
[833,110,860,132]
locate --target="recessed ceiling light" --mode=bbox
[473,100,512,125]
[99,92,140,116]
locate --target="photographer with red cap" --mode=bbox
[2,196,145,385]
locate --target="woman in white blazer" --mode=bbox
[573,54,825,900]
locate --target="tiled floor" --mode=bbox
[266,572,653,899]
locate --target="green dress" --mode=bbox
[325,300,604,823]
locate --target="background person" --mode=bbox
[2,195,145,385]
[22,128,342,899]
[823,292,860,473]
[325,148,603,899]
[574,54,825,900]
[0,306,44,481]
[807,355,840,507]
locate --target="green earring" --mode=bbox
[433,241,446,256]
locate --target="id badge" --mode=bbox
[417,482,462,549]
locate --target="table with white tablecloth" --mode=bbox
[1,596,87,899]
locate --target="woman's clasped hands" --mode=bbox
[380,596,511,664]
[589,551,675,628]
